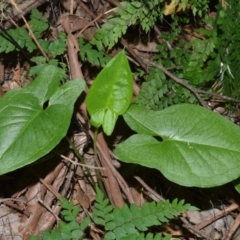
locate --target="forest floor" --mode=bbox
[0,0,240,239]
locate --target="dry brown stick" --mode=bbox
[70,0,74,14]
[121,38,148,73]
[97,151,118,205]
[224,212,240,240]
[61,152,80,198]
[197,89,240,103]
[39,178,61,199]
[194,202,239,230]
[134,176,165,202]
[61,154,104,169]
[3,200,30,218]
[60,17,83,79]
[95,132,134,205]
[0,198,26,204]
[180,217,213,240]
[37,197,60,221]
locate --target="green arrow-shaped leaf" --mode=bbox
[86,50,133,135]
[115,104,240,187]
[0,65,85,175]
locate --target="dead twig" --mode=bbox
[93,131,135,205]
[60,154,105,170]
[194,202,239,230]
[134,176,165,202]
[181,217,213,240]
[39,178,61,199]
[197,89,240,103]
[37,197,60,221]
[224,212,240,240]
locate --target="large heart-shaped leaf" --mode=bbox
[0,65,85,175]
[115,104,240,187]
[86,50,133,135]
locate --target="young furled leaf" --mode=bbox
[86,50,133,135]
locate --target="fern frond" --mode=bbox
[91,0,165,50]
[134,67,197,110]
[0,27,33,53]
[119,233,172,240]
[28,8,48,38]
[93,186,195,240]
[0,8,48,54]
[184,38,216,86]
[39,32,67,58]
[78,39,111,67]
[91,14,128,50]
